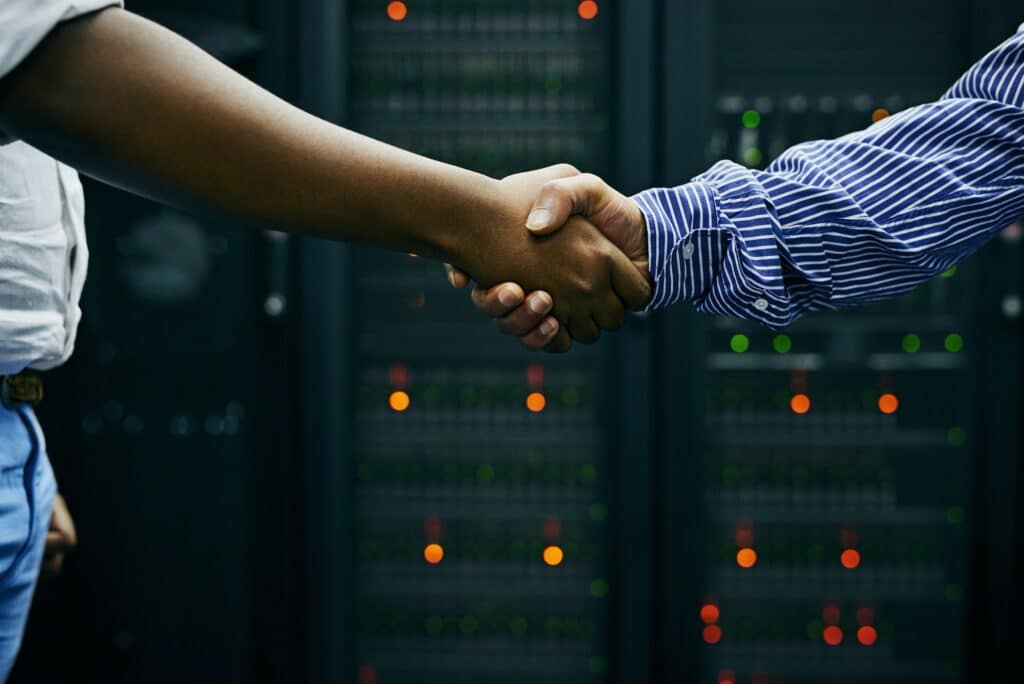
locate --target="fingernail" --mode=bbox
[528,293,551,314]
[447,270,456,287]
[497,287,520,307]
[539,318,558,336]
[526,208,552,230]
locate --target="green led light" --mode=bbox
[730,333,750,353]
[944,584,963,602]
[901,333,921,353]
[425,615,444,635]
[743,147,764,166]
[946,506,966,524]
[589,503,608,522]
[562,387,581,407]
[459,616,478,634]
[510,617,528,636]
[944,333,964,353]
[476,463,494,483]
[772,334,792,353]
[742,109,761,128]
[948,427,967,446]
[590,578,609,598]
[807,620,824,640]
[589,656,608,675]
[941,265,957,278]
[580,464,597,485]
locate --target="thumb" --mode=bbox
[524,175,598,235]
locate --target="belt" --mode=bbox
[1,371,44,409]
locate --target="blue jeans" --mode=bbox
[0,405,56,682]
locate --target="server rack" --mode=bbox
[658,3,1023,684]
[299,2,658,683]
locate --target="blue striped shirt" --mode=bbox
[633,25,1024,328]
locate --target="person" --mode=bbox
[451,23,1024,350]
[0,4,650,676]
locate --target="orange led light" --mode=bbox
[389,390,410,412]
[526,392,547,413]
[790,393,811,414]
[857,625,878,646]
[387,1,407,21]
[578,1,599,20]
[823,625,843,646]
[841,548,861,569]
[424,543,444,564]
[872,108,890,123]
[702,624,723,644]
[878,393,899,414]
[542,545,564,566]
[736,547,757,568]
[700,603,720,624]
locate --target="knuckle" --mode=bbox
[553,163,580,177]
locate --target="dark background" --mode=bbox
[8,1,1023,683]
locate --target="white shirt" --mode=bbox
[0,0,121,374]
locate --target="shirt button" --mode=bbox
[754,298,769,311]
[682,243,695,260]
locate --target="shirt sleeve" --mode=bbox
[0,0,122,80]
[633,24,1024,329]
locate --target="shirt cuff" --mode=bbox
[632,181,724,311]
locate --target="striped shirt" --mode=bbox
[633,24,1024,328]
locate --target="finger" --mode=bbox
[592,292,627,332]
[543,327,573,354]
[607,245,652,310]
[46,530,69,552]
[525,173,610,235]
[444,263,470,289]
[568,316,602,345]
[494,291,553,337]
[518,316,560,351]
[470,283,525,317]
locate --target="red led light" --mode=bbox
[389,363,408,387]
[700,603,720,624]
[790,393,811,414]
[702,624,723,644]
[543,517,561,541]
[578,1,599,20]
[358,664,377,684]
[822,604,840,625]
[717,670,735,684]
[527,362,545,388]
[735,520,754,547]
[424,515,442,538]
[857,625,878,646]
[856,606,875,625]
[386,1,407,21]
[841,548,861,569]
[823,625,843,646]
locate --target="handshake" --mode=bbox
[439,164,650,353]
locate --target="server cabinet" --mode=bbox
[300,2,657,683]
[658,3,1023,684]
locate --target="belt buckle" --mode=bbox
[1,372,44,409]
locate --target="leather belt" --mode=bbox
[1,371,44,409]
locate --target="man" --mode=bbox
[0,4,649,676]
[452,24,1024,349]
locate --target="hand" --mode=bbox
[447,166,650,351]
[42,493,77,577]
[445,173,648,351]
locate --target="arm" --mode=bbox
[467,24,1024,341]
[0,8,649,345]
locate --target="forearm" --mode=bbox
[637,26,1024,328]
[0,8,491,261]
